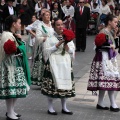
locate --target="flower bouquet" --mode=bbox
[61,28,75,55]
[95,33,116,59]
[95,33,106,46]
[4,39,17,54]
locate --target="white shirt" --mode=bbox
[100,5,111,15]
[35,3,41,13]
[35,2,50,18]
[8,6,14,15]
[35,2,50,11]
[90,0,102,8]
[91,7,100,13]
[62,5,74,17]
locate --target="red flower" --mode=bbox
[19,9,24,13]
[91,13,98,19]
[4,39,17,54]
[95,33,106,46]
[62,28,75,42]
[61,28,75,55]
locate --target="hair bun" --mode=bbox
[5,15,18,31]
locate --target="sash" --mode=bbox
[17,39,31,86]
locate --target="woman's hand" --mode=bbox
[114,26,118,38]
[64,44,69,51]
[56,40,65,48]
[15,34,22,39]
[110,44,116,51]
[43,37,47,42]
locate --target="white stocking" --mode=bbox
[108,91,118,108]
[5,99,18,119]
[13,98,18,115]
[48,97,55,112]
[61,98,70,112]
[97,90,106,107]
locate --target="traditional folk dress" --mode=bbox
[28,20,44,86]
[0,31,31,99]
[87,28,120,91]
[51,9,65,21]
[25,20,41,59]
[62,5,75,33]
[35,21,76,98]
[51,10,59,19]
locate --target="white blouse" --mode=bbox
[100,5,111,15]
[8,6,14,15]
[35,2,50,18]
[62,5,74,17]
[25,20,41,31]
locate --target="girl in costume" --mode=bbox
[50,2,65,21]
[62,0,75,32]
[87,14,120,112]
[30,9,45,85]
[35,9,75,115]
[0,15,31,120]
[25,14,38,60]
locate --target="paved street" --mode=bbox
[0,35,120,120]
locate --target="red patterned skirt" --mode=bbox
[87,51,120,91]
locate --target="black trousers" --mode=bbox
[0,22,2,33]
[0,21,5,33]
[76,28,87,50]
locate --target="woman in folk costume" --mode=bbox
[30,9,46,86]
[35,0,50,19]
[50,2,65,21]
[87,14,120,112]
[62,0,75,32]
[0,15,31,120]
[25,14,38,60]
[35,9,75,115]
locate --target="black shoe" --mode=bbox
[16,114,21,118]
[81,50,85,52]
[47,110,57,115]
[110,106,120,112]
[26,31,29,35]
[80,49,85,52]
[96,104,109,110]
[6,116,21,120]
[75,49,80,52]
[6,113,21,117]
[61,109,73,115]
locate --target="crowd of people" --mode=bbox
[0,0,120,120]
